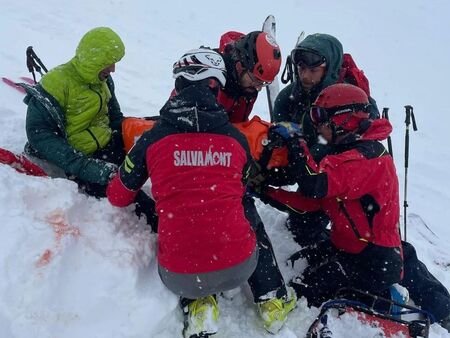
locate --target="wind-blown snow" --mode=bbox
[1,1,449,337]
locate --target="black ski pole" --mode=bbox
[26,46,48,83]
[403,105,418,241]
[382,107,393,158]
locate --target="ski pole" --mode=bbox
[382,108,393,158]
[26,46,48,83]
[403,105,418,241]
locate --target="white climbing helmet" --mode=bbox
[173,48,227,87]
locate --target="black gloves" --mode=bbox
[287,240,336,268]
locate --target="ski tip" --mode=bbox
[2,77,27,94]
[19,76,35,84]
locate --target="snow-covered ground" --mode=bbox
[1,1,449,337]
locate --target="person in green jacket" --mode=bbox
[23,27,157,229]
[24,26,125,197]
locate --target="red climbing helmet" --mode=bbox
[311,83,370,132]
[234,31,282,83]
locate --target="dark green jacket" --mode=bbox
[273,33,378,147]
[24,77,123,185]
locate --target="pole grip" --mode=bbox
[382,108,393,158]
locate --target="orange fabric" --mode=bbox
[122,115,288,167]
[229,116,288,168]
[122,117,156,152]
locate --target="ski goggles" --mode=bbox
[247,71,271,87]
[291,48,326,68]
[310,104,370,126]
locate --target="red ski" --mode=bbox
[2,77,26,94]
[2,76,35,94]
[20,76,36,84]
[0,147,47,177]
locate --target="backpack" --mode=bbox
[338,53,371,96]
[218,31,245,53]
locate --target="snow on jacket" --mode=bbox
[23,75,122,185]
[266,119,401,254]
[36,27,125,155]
[107,83,257,274]
[24,27,125,185]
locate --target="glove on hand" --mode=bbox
[270,122,303,139]
[81,158,118,186]
[245,160,267,193]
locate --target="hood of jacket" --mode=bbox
[70,27,125,85]
[291,33,343,102]
[160,83,230,132]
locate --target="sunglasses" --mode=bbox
[291,48,326,69]
[247,71,271,87]
[310,104,369,126]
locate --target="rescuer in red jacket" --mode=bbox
[216,30,281,122]
[107,48,296,338]
[264,83,403,307]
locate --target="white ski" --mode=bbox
[262,15,279,121]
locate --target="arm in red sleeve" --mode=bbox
[264,187,322,213]
[106,173,138,207]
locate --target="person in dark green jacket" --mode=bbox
[24,27,126,197]
[273,33,379,149]
[268,33,380,246]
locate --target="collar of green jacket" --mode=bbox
[296,33,343,90]
[70,27,125,84]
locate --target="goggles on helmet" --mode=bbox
[310,103,370,126]
[292,48,326,68]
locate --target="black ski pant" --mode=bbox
[243,196,288,302]
[286,213,450,322]
[401,240,450,322]
[290,243,402,308]
[286,210,330,247]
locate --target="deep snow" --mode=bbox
[1,1,449,337]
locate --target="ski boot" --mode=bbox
[258,286,297,334]
[182,295,219,338]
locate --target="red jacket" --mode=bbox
[107,84,256,274]
[267,119,401,254]
[170,32,258,123]
[217,31,258,123]
[217,89,256,123]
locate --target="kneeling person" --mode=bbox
[107,49,285,337]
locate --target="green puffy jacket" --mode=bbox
[24,27,125,185]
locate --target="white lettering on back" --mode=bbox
[173,146,232,167]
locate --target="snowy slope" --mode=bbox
[1,0,449,337]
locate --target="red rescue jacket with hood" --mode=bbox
[266,119,401,254]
